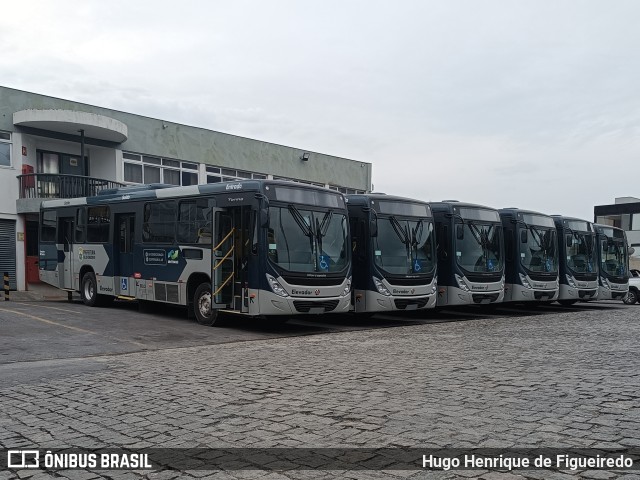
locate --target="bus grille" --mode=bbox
[394,298,429,309]
[534,291,555,300]
[293,299,339,313]
[471,293,500,304]
[167,284,179,303]
[155,283,166,301]
[578,289,597,299]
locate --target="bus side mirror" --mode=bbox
[629,247,635,256]
[520,230,527,243]
[456,224,464,240]
[260,207,269,227]
[370,218,378,237]
[566,236,572,248]
[602,240,608,252]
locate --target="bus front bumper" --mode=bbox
[353,289,437,313]
[256,290,351,316]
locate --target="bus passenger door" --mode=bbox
[114,213,135,296]
[58,217,74,290]
[211,209,234,308]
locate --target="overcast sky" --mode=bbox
[2,0,639,219]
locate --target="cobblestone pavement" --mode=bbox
[1,304,639,479]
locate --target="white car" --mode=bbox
[623,269,640,304]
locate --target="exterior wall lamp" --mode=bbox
[300,152,310,161]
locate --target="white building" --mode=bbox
[0,86,372,291]
[594,196,640,269]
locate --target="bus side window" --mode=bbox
[177,199,210,244]
[41,210,57,243]
[75,208,86,243]
[143,201,176,244]
[87,206,110,243]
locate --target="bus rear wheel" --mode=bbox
[81,272,101,307]
[193,282,221,326]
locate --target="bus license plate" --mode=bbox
[309,307,325,314]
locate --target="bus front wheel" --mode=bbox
[194,282,220,326]
[623,289,638,305]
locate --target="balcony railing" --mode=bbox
[18,173,126,200]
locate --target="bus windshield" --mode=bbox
[521,227,558,273]
[456,222,503,273]
[566,231,596,274]
[267,205,348,273]
[600,238,627,276]
[373,217,436,276]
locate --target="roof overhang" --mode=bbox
[13,109,128,143]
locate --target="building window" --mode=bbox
[632,214,640,231]
[0,131,11,167]
[206,165,267,184]
[123,153,199,186]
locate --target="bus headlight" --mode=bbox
[373,277,391,296]
[455,274,470,292]
[430,277,437,294]
[266,274,289,297]
[342,277,352,296]
[519,273,532,289]
[601,277,611,289]
[566,275,577,288]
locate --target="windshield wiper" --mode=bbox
[288,204,313,237]
[389,215,409,245]
[409,220,425,273]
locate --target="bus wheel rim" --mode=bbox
[198,292,211,317]
[85,281,94,299]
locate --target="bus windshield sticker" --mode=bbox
[375,250,382,256]
[318,255,329,271]
[269,243,277,250]
[144,249,167,265]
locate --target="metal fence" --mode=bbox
[18,174,125,199]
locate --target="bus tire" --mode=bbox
[81,272,99,307]
[194,282,220,326]
[558,300,577,306]
[623,289,638,305]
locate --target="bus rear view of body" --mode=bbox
[594,223,629,300]
[39,180,352,325]
[431,202,505,306]
[552,216,598,305]
[346,194,437,313]
[499,208,559,302]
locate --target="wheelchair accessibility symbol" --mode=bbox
[121,277,128,291]
[413,259,421,272]
[319,255,329,271]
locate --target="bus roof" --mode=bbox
[40,179,345,209]
[345,193,429,206]
[498,207,553,218]
[429,201,498,212]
